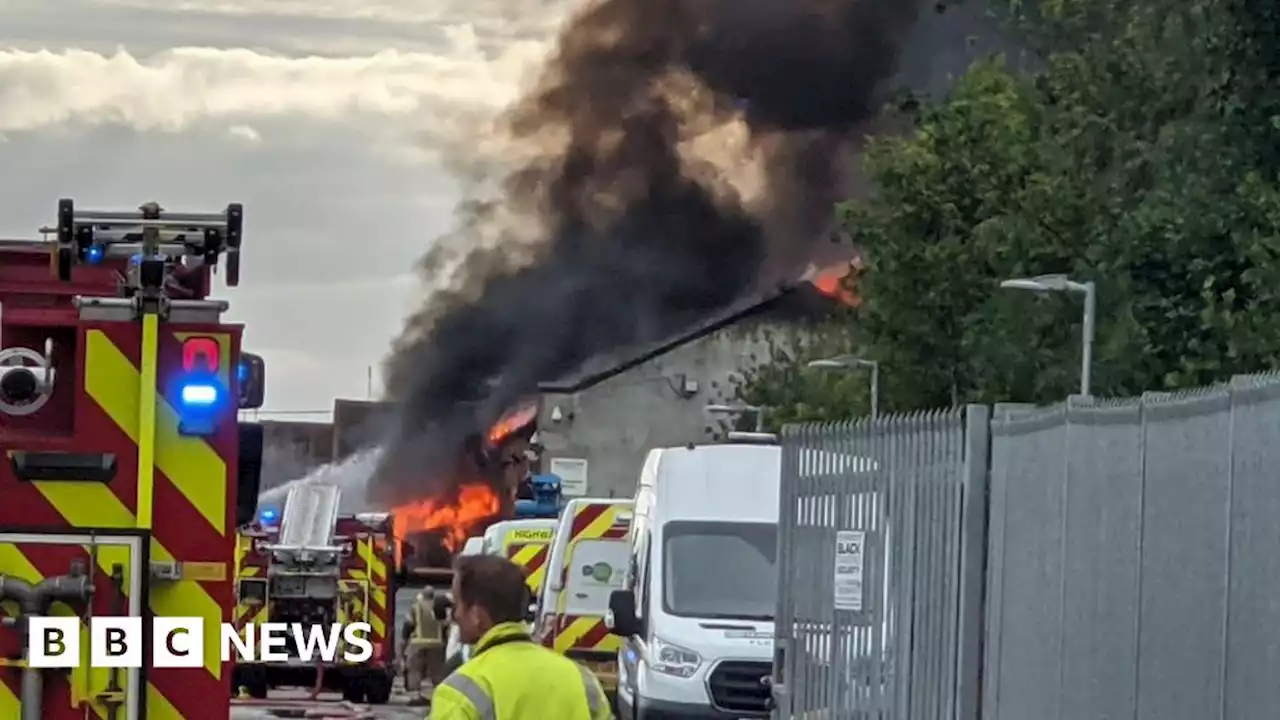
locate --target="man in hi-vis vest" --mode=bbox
[429,554,611,720]
[403,587,447,704]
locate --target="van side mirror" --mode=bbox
[607,590,640,637]
[238,352,265,409]
[235,421,263,527]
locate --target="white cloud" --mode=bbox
[227,123,260,142]
[0,43,547,136]
[90,0,574,34]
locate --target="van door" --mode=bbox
[555,540,628,654]
[563,540,626,615]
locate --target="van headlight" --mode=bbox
[650,636,701,678]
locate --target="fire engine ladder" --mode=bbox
[274,484,343,558]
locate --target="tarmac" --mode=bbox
[229,682,428,719]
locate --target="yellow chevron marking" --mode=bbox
[149,539,224,680]
[85,329,227,536]
[347,568,386,609]
[576,505,621,541]
[30,481,223,681]
[32,481,136,530]
[343,572,386,639]
[0,542,129,719]
[146,682,185,720]
[509,543,548,593]
[552,616,619,653]
[0,672,18,719]
[357,538,387,581]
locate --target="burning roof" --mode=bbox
[387,400,539,556]
[540,256,860,393]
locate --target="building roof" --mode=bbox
[539,281,833,394]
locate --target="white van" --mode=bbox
[607,444,780,718]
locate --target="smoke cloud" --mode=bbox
[371,0,921,505]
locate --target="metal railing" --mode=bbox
[773,371,1280,720]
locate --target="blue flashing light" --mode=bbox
[237,360,249,384]
[180,382,220,407]
[176,372,225,436]
[260,507,279,524]
[85,245,105,264]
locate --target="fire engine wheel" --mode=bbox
[245,677,268,699]
[341,682,365,704]
[364,674,393,705]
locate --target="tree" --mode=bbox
[738,0,1280,419]
[731,315,872,432]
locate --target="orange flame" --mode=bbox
[811,262,860,306]
[392,483,501,553]
[488,402,538,445]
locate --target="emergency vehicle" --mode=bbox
[231,485,396,703]
[536,499,632,694]
[481,518,557,597]
[232,514,275,657]
[0,199,264,720]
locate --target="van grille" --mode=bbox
[708,660,771,713]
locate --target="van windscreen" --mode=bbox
[662,520,777,621]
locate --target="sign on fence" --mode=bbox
[833,530,865,611]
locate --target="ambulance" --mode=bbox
[536,499,633,695]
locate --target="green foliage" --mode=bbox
[737,0,1280,419]
[731,317,871,432]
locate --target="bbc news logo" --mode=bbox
[27,617,374,668]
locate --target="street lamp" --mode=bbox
[807,356,879,419]
[705,403,764,433]
[999,273,1096,396]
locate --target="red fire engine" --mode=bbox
[0,199,265,719]
[231,485,396,703]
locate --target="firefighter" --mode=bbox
[403,587,447,705]
[429,554,611,720]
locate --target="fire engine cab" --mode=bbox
[0,199,264,720]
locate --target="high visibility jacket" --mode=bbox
[429,622,610,720]
[410,599,443,648]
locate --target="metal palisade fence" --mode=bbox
[984,372,1280,720]
[772,371,1280,720]
[772,407,990,720]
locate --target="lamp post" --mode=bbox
[704,403,764,433]
[807,356,879,419]
[999,273,1096,397]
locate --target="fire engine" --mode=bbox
[0,199,265,719]
[231,484,396,703]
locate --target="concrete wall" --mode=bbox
[536,317,795,499]
[260,419,333,489]
[332,398,394,460]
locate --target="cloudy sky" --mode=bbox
[0,0,576,417]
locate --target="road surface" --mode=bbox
[230,684,426,719]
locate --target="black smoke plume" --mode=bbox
[370,0,920,505]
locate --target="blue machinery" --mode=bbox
[514,473,563,519]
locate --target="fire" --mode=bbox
[809,260,861,306]
[392,483,501,552]
[487,402,538,445]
